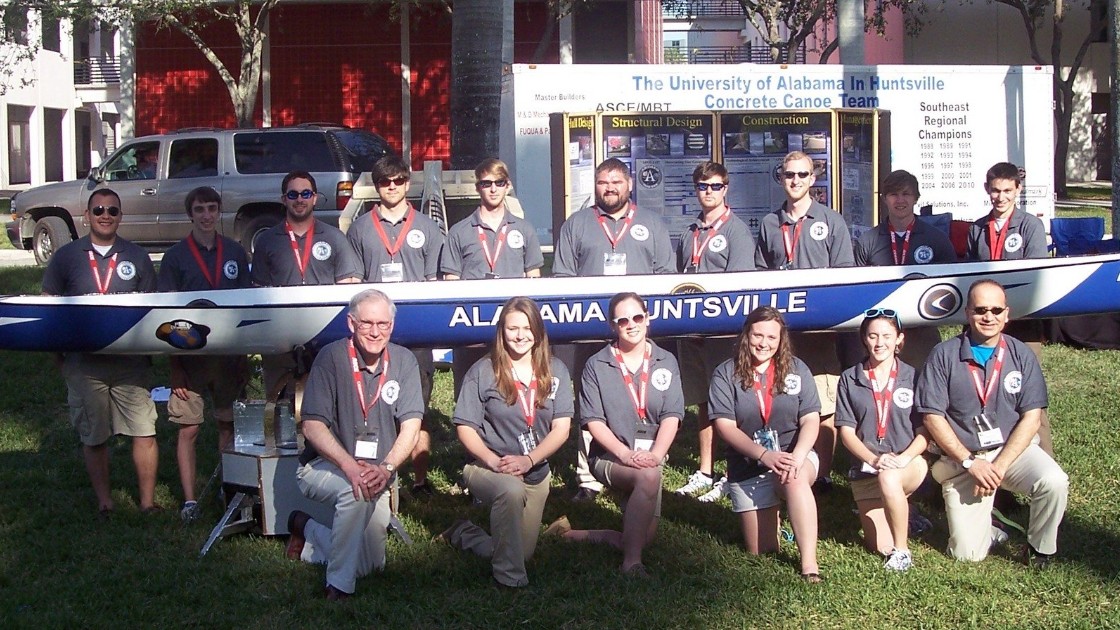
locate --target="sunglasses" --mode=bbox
[612,313,648,327]
[695,183,727,192]
[971,306,1007,316]
[285,189,315,200]
[377,176,409,187]
[90,205,121,217]
[477,179,509,189]
[864,308,901,328]
[783,171,812,180]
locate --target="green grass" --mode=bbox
[0,268,1117,627]
[1065,185,1112,202]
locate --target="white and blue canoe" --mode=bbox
[3,254,1119,355]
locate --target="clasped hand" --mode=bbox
[346,460,389,500]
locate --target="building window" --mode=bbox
[41,16,60,52]
[8,106,31,185]
[3,7,28,46]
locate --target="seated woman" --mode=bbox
[552,292,683,576]
[710,306,823,582]
[439,296,573,588]
[836,308,929,572]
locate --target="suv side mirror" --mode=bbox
[88,168,104,184]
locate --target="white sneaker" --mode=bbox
[883,548,913,572]
[698,478,729,503]
[990,525,1009,547]
[674,471,714,495]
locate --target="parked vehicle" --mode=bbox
[7,123,393,264]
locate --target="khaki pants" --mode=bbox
[932,440,1067,561]
[449,464,551,587]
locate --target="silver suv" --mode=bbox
[7,124,392,263]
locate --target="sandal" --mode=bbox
[801,572,824,584]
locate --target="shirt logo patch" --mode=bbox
[312,241,332,261]
[508,229,524,249]
[223,261,239,280]
[630,224,650,241]
[709,234,728,253]
[1004,233,1023,253]
[407,229,426,249]
[893,387,914,408]
[382,380,400,404]
[784,374,801,395]
[913,245,934,264]
[549,377,559,400]
[651,367,672,391]
[809,221,829,241]
[1004,370,1022,394]
[117,260,136,280]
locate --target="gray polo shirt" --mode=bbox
[453,355,574,484]
[157,234,250,291]
[552,205,674,277]
[579,341,684,458]
[914,333,1048,453]
[835,360,921,458]
[43,235,156,296]
[440,209,544,279]
[676,211,757,273]
[250,218,362,286]
[299,338,424,465]
[347,206,444,282]
[755,200,855,270]
[708,357,820,482]
[855,219,958,266]
[966,209,1048,261]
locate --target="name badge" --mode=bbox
[484,272,500,279]
[860,461,879,475]
[517,429,538,456]
[380,262,404,283]
[634,421,657,452]
[752,428,779,452]
[603,252,627,276]
[355,438,379,460]
[978,428,1004,448]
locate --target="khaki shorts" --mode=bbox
[63,354,157,446]
[728,450,819,513]
[590,454,664,518]
[678,337,736,407]
[849,456,929,503]
[168,355,248,426]
[790,332,840,417]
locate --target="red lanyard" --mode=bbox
[690,208,730,268]
[889,220,914,265]
[186,234,224,289]
[986,212,1013,261]
[612,343,651,420]
[866,360,898,441]
[286,222,315,278]
[347,340,390,419]
[780,217,805,265]
[513,372,537,428]
[753,362,774,426]
[477,223,509,272]
[372,206,415,261]
[86,250,118,294]
[597,207,634,250]
[968,339,1006,410]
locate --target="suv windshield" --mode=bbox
[332,129,392,173]
[234,131,339,174]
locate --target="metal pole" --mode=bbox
[838,0,864,64]
[1111,0,1119,232]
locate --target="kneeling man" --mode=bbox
[916,279,1067,565]
[287,289,423,600]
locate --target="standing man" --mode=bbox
[157,186,251,523]
[346,156,443,495]
[965,162,1053,456]
[286,289,423,600]
[755,150,855,492]
[553,157,674,502]
[251,171,362,398]
[672,161,756,501]
[43,189,160,515]
[916,280,1067,565]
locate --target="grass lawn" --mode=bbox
[0,267,1117,628]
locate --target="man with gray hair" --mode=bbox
[285,289,423,600]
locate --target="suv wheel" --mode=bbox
[32,217,72,266]
[240,213,281,259]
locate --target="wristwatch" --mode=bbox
[961,455,976,470]
[383,462,396,474]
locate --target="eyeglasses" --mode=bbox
[864,308,901,328]
[377,176,409,187]
[782,171,812,180]
[90,205,121,217]
[285,189,315,200]
[352,318,392,332]
[612,313,647,327]
[971,306,1007,316]
[695,183,727,192]
[477,179,509,189]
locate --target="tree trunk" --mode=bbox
[449,0,513,170]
